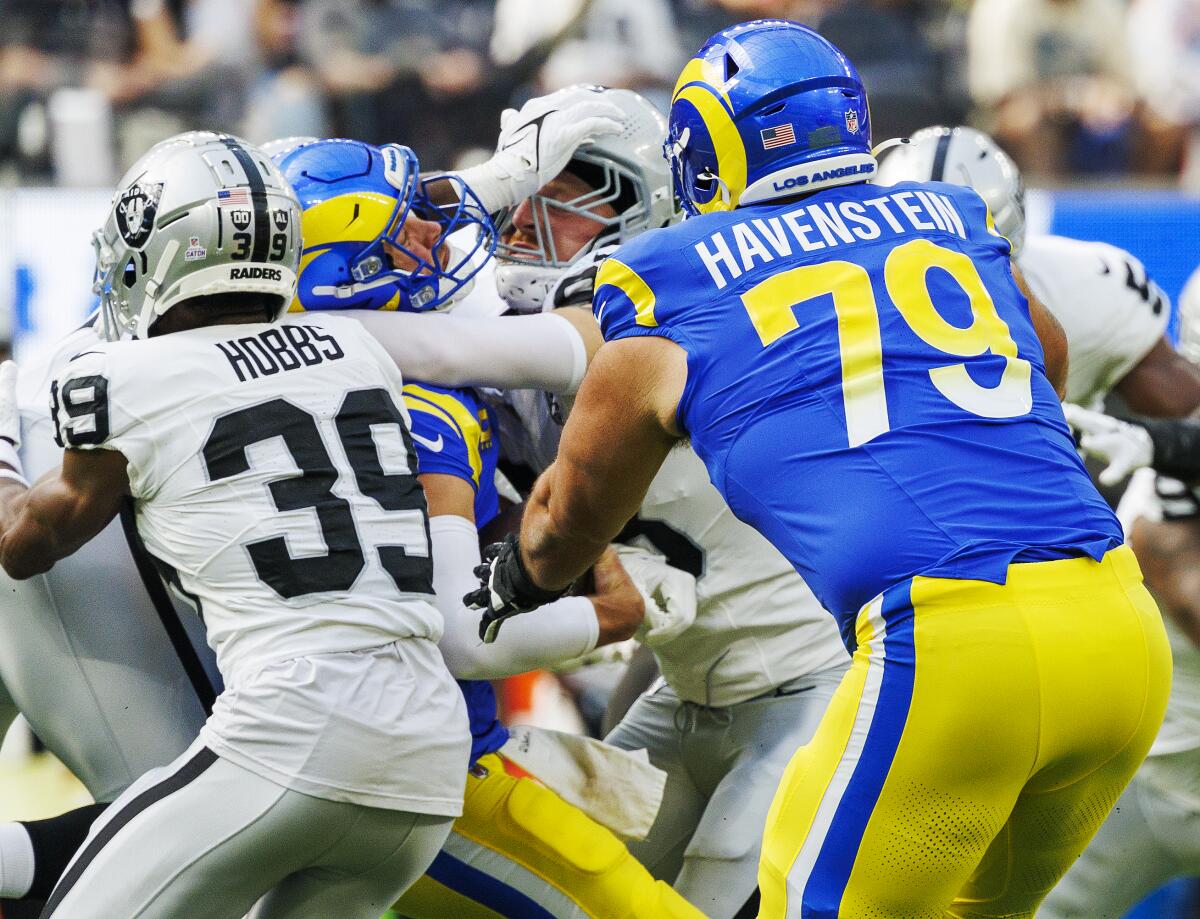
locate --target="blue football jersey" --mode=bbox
[405,381,506,763]
[594,180,1122,642]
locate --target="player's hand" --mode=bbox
[0,361,20,450]
[457,89,624,214]
[465,534,569,643]
[0,361,26,486]
[613,544,698,646]
[587,547,646,646]
[1063,403,1154,486]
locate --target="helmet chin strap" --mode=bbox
[871,136,911,160]
[320,241,474,309]
[697,170,733,209]
[139,239,180,338]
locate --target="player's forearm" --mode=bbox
[0,479,84,578]
[347,310,588,394]
[1014,263,1068,397]
[520,463,624,590]
[431,514,598,678]
[1127,416,1200,482]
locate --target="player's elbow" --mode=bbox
[0,538,52,580]
[439,638,501,681]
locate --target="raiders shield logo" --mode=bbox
[114,182,163,249]
[230,209,252,231]
[272,209,289,231]
[845,109,860,134]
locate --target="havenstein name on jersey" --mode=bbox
[694,187,970,290]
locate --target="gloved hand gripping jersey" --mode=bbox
[465,535,569,642]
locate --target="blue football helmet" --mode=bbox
[275,138,495,312]
[665,19,875,217]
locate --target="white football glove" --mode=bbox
[457,89,625,214]
[0,361,25,485]
[1062,402,1154,486]
[615,544,698,647]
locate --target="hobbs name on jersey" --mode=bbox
[218,323,345,382]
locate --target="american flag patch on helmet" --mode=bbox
[761,124,796,150]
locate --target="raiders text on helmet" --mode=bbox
[92,131,301,340]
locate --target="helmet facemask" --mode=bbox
[496,150,657,267]
[340,146,496,311]
[493,151,664,312]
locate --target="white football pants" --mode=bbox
[605,666,846,918]
[41,739,453,919]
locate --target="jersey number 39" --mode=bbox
[742,238,1033,447]
[203,388,431,599]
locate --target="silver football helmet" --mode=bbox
[1179,265,1200,366]
[875,125,1026,255]
[92,131,301,340]
[493,86,679,313]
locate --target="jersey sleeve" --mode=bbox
[592,231,691,347]
[402,382,486,491]
[1090,245,1171,384]
[50,348,125,452]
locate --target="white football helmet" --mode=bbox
[92,131,301,339]
[875,125,1026,254]
[1179,265,1200,365]
[493,86,679,313]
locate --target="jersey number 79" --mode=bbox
[742,238,1033,447]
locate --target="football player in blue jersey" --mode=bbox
[468,19,1173,918]
[276,134,706,919]
[388,378,703,919]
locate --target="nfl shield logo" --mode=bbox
[845,110,859,134]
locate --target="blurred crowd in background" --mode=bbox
[0,0,1198,189]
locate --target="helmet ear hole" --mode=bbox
[724,54,740,80]
[122,258,137,288]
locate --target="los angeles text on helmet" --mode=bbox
[694,188,968,291]
[771,163,874,192]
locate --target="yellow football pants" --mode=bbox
[758,546,1171,919]
[394,753,704,919]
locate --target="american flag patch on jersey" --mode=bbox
[217,188,251,207]
[761,124,796,150]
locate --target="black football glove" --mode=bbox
[464,535,569,643]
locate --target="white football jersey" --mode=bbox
[51,313,441,683]
[1018,235,1169,407]
[632,446,848,705]
[0,323,217,800]
[496,390,847,707]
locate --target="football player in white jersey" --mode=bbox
[1042,287,1200,917]
[481,86,851,919]
[0,95,619,910]
[0,133,477,918]
[876,125,1195,415]
[877,125,1200,917]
